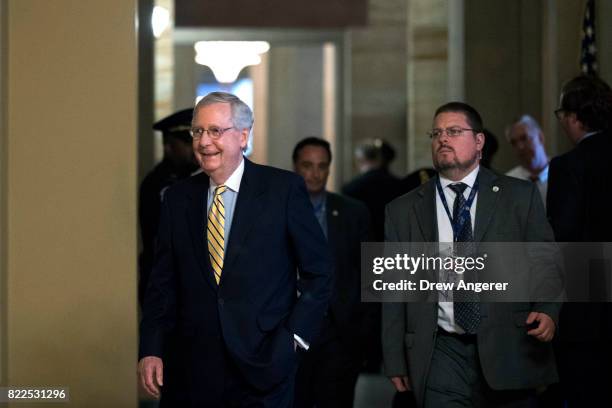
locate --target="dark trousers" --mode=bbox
[552,340,612,408]
[160,342,296,408]
[294,336,361,408]
[223,360,296,408]
[424,331,536,408]
[392,390,418,408]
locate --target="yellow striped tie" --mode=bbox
[207,185,227,284]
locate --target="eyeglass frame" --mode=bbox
[427,127,479,139]
[553,108,566,120]
[189,126,235,140]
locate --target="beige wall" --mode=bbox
[463,0,612,168]
[0,0,8,387]
[267,45,325,171]
[464,0,543,172]
[406,0,449,172]
[600,0,612,82]
[550,0,584,157]
[2,1,138,406]
[138,0,155,184]
[348,0,408,178]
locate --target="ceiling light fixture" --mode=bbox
[152,6,170,38]
[194,41,270,84]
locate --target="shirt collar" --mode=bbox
[309,191,327,211]
[518,164,549,182]
[439,165,480,191]
[578,130,600,144]
[536,164,549,182]
[309,191,326,205]
[210,156,244,193]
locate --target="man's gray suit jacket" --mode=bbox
[382,167,561,406]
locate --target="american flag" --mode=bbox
[581,0,597,74]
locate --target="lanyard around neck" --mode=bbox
[435,176,479,242]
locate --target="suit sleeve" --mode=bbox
[139,194,178,359]
[381,204,409,376]
[357,202,371,249]
[286,177,333,344]
[138,177,162,305]
[547,157,582,242]
[524,182,563,325]
[356,203,377,341]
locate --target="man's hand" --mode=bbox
[389,376,412,392]
[526,312,556,342]
[138,356,164,399]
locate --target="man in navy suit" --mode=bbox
[547,75,612,407]
[138,92,333,407]
[291,137,369,408]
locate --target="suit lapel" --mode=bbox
[326,193,340,250]
[185,173,219,291]
[414,180,437,242]
[221,159,266,282]
[474,167,500,242]
[413,180,438,291]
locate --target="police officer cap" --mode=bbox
[153,108,193,142]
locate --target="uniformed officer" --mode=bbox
[138,109,199,305]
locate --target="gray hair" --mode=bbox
[506,114,542,140]
[193,92,254,130]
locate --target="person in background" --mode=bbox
[399,167,436,196]
[480,128,499,170]
[342,138,402,373]
[138,108,199,306]
[292,137,369,408]
[505,115,549,204]
[342,138,402,242]
[547,74,612,407]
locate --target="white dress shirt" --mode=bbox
[435,166,479,333]
[506,165,548,205]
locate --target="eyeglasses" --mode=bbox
[428,127,476,139]
[554,108,565,120]
[189,126,234,140]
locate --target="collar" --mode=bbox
[309,191,327,211]
[210,157,244,193]
[517,164,549,182]
[535,164,549,182]
[578,130,601,144]
[439,165,480,191]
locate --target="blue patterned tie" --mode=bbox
[449,183,481,334]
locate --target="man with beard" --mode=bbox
[138,109,200,305]
[382,102,561,407]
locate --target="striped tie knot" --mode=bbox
[214,185,228,196]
